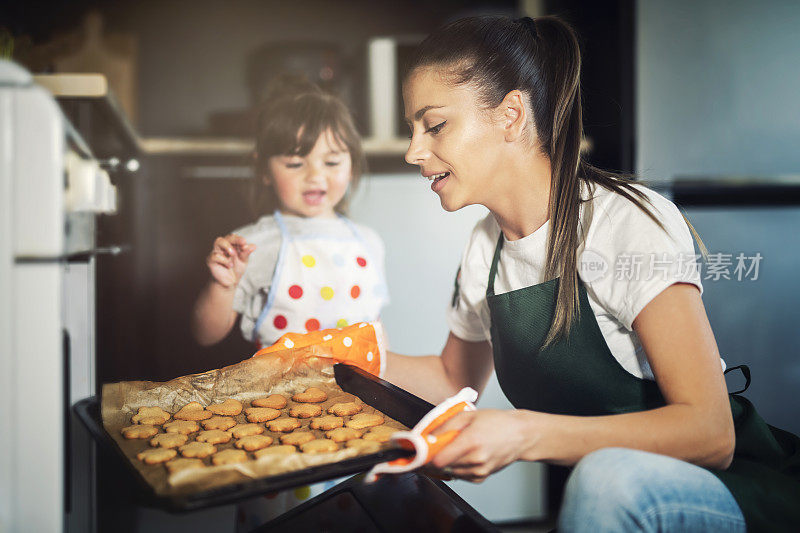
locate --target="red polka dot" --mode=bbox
[305,318,320,331]
[273,315,287,329]
[356,256,367,267]
[350,285,361,299]
[288,285,303,299]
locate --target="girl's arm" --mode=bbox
[385,333,494,405]
[191,234,255,346]
[431,283,735,481]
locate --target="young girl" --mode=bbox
[384,15,800,532]
[191,77,389,528]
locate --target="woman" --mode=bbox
[384,15,800,532]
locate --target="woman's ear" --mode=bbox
[500,90,528,142]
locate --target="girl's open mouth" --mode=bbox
[429,172,450,192]
[302,190,326,206]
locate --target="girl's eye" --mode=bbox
[426,121,446,135]
[325,161,342,167]
[285,162,303,169]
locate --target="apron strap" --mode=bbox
[486,232,504,297]
[252,211,291,342]
[724,364,751,395]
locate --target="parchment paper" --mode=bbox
[101,349,407,496]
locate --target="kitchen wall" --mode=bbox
[637,0,800,434]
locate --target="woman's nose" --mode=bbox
[405,135,428,166]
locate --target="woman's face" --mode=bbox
[403,66,505,211]
[267,129,352,218]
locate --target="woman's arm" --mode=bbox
[432,283,735,481]
[384,333,494,405]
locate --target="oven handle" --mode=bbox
[15,245,130,264]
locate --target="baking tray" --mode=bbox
[74,363,434,512]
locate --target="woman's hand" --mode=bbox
[207,234,256,289]
[428,409,543,483]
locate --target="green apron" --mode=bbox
[485,234,800,532]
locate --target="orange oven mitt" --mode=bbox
[365,387,478,482]
[252,322,386,377]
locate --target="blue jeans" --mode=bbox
[558,448,746,533]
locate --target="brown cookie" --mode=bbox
[251,394,288,409]
[196,429,232,444]
[179,441,217,458]
[363,426,399,443]
[289,404,322,419]
[267,417,301,433]
[136,447,177,464]
[345,439,381,453]
[345,413,385,430]
[211,449,248,466]
[254,445,297,458]
[280,431,315,446]
[132,406,171,425]
[300,439,339,454]
[325,427,362,443]
[201,416,237,431]
[245,407,282,423]
[327,402,362,417]
[174,401,212,421]
[165,457,205,474]
[292,387,327,403]
[235,435,274,451]
[230,423,264,439]
[150,433,188,448]
[120,425,158,439]
[310,415,344,431]
[207,398,243,416]
[163,420,200,435]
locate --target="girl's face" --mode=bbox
[267,129,352,218]
[403,66,505,211]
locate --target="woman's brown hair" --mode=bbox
[405,15,699,347]
[253,74,366,215]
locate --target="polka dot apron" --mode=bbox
[251,210,388,347]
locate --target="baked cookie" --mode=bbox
[345,413,385,430]
[289,404,322,419]
[132,406,171,425]
[202,416,237,431]
[165,458,205,474]
[120,425,158,439]
[150,432,188,448]
[244,407,281,423]
[136,447,177,464]
[310,415,344,431]
[230,423,264,438]
[327,402,362,417]
[207,398,243,416]
[267,417,301,433]
[196,429,232,444]
[254,445,297,458]
[363,426,398,443]
[292,387,327,403]
[300,439,338,454]
[325,427,362,443]
[211,449,248,466]
[179,441,217,458]
[163,420,200,435]
[251,394,288,409]
[280,431,315,446]
[345,439,381,453]
[174,401,212,421]
[235,435,273,451]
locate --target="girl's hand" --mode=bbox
[428,409,542,483]
[206,234,256,289]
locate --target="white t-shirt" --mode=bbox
[446,181,718,380]
[232,214,387,344]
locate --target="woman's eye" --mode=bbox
[426,121,446,135]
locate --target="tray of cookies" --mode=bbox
[75,361,433,512]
